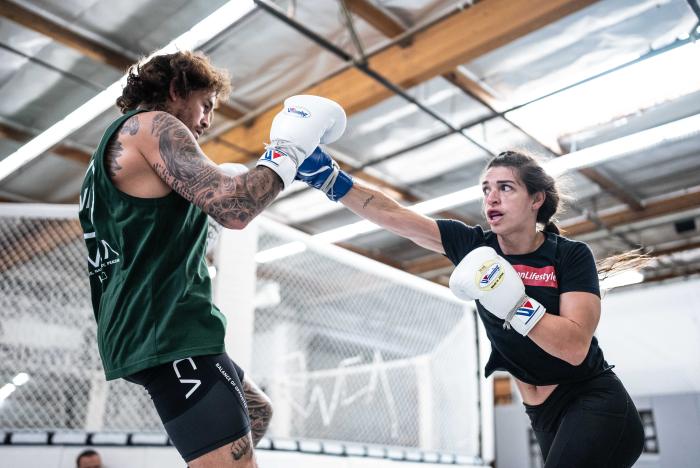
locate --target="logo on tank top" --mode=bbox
[512,265,558,288]
[80,160,121,283]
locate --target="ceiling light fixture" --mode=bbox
[0,1,255,182]
[11,373,30,386]
[0,384,16,403]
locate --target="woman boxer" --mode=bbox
[297,148,644,467]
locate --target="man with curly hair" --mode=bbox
[78,51,345,467]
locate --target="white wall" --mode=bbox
[596,278,700,396]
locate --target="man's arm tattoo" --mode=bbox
[150,112,283,226]
[121,115,139,135]
[104,136,123,178]
[105,115,139,178]
[362,194,375,209]
[229,434,251,460]
[244,380,273,446]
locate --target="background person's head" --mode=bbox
[76,449,102,468]
[116,51,231,138]
[482,150,562,236]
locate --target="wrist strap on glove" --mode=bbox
[503,295,546,336]
[297,157,353,202]
[257,141,304,188]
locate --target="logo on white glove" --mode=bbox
[515,299,542,324]
[287,106,310,118]
[477,261,505,291]
[261,148,289,167]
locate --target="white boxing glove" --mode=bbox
[206,163,249,255]
[257,95,346,189]
[449,246,546,336]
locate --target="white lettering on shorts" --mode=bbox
[216,362,248,410]
[173,358,201,399]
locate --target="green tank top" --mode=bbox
[79,109,226,380]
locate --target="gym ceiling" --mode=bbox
[0,0,699,287]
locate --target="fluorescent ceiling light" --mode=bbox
[507,41,700,143]
[544,112,700,177]
[0,0,255,182]
[600,270,644,290]
[257,112,700,260]
[0,383,16,401]
[12,373,30,386]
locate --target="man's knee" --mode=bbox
[188,433,256,468]
[230,433,255,462]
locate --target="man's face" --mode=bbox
[169,89,217,140]
[78,453,102,468]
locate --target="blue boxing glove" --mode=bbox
[296,147,353,201]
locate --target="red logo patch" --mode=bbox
[512,265,558,288]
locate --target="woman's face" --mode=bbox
[481,166,542,235]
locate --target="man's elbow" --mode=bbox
[222,218,249,230]
[215,213,250,230]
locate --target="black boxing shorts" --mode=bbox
[126,353,250,462]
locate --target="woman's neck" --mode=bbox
[498,229,544,255]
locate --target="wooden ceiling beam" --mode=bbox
[0,0,131,70]
[204,0,598,161]
[577,167,644,211]
[649,240,700,258]
[51,145,91,164]
[0,0,243,119]
[442,69,500,110]
[0,120,30,142]
[344,0,405,38]
[0,122,91,164]
[563,189,700,236]
[404,254,452,275]
[643,266,700,284]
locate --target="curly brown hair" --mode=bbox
[116,51,231,113]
